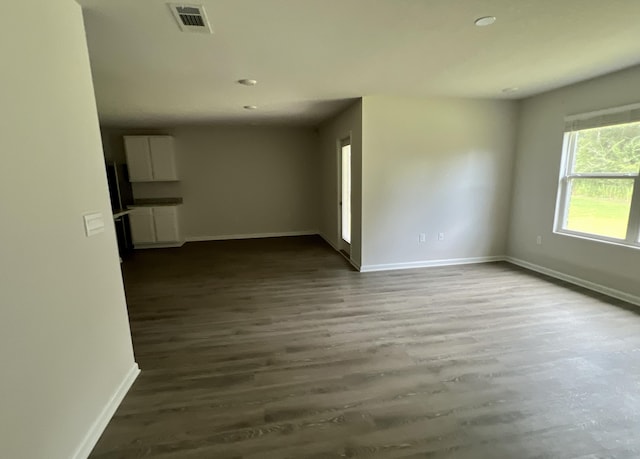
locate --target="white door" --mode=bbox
[153,206,180,242]
[124,136,153,182]
[129,207,156,244]
[149,136,177,181]
[340,139,351,255]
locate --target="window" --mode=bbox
[555,105,640,247]
[340,139,351,246]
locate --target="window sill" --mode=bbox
[553,229,640,251]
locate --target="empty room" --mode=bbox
[3,1,640,458]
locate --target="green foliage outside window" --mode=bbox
[572,122,640,200]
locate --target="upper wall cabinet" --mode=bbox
[124,135,178,182]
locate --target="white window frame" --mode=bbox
[554,105,640,249]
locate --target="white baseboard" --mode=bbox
[318,233,361,271]
[72,363,140,459]
[186,230,317,242]
[134,241,185,249]
[318,232,339,251]
[360,255,504,273]
[505,257,640,307]
[346,256,361,271]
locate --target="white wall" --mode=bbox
[103,126,319,239]
[318,100,363,267]
[361,95,518,269]
[0,1,137,458]
[508,65,640,298]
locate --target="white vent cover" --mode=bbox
[169,4,212,33]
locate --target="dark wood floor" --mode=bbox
[91,236,640,458]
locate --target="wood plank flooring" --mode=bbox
[90,236,640,458]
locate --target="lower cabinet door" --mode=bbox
[129,207,156,244]
[153,206,180,242]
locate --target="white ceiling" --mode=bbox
[78,0,640,127]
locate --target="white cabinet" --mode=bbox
[129,207,156,244]
[148,137,177,181]
[124,137,153,181]
[153,206,180,242]
[129,206,182,248]
[124,136,178,182]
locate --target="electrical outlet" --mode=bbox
[438,232,445,241]
[419,233,426,243]
[536,235,542,245]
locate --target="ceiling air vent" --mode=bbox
[169,4,212,33]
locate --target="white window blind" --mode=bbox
[564,102,640,132]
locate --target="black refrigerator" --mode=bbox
[105,162,134,257]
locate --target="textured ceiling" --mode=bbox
[78,0,640,127]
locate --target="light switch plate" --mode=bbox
[84,212,105,237]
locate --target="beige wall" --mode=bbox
[318,100,363,267]
[103,126,319,239]
[361,96,518,268]
[177,126,319,239]
[0,1,137,458]
[508,65,640,297]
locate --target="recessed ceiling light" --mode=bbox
[474,16,496,26]
[243,105,258,110]
[502,87,519,94]
[238,79,257,86]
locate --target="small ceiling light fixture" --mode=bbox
[502,87,519,94]
[474,16,496,26]
[243,105,258,110]
[238,79,258,86]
